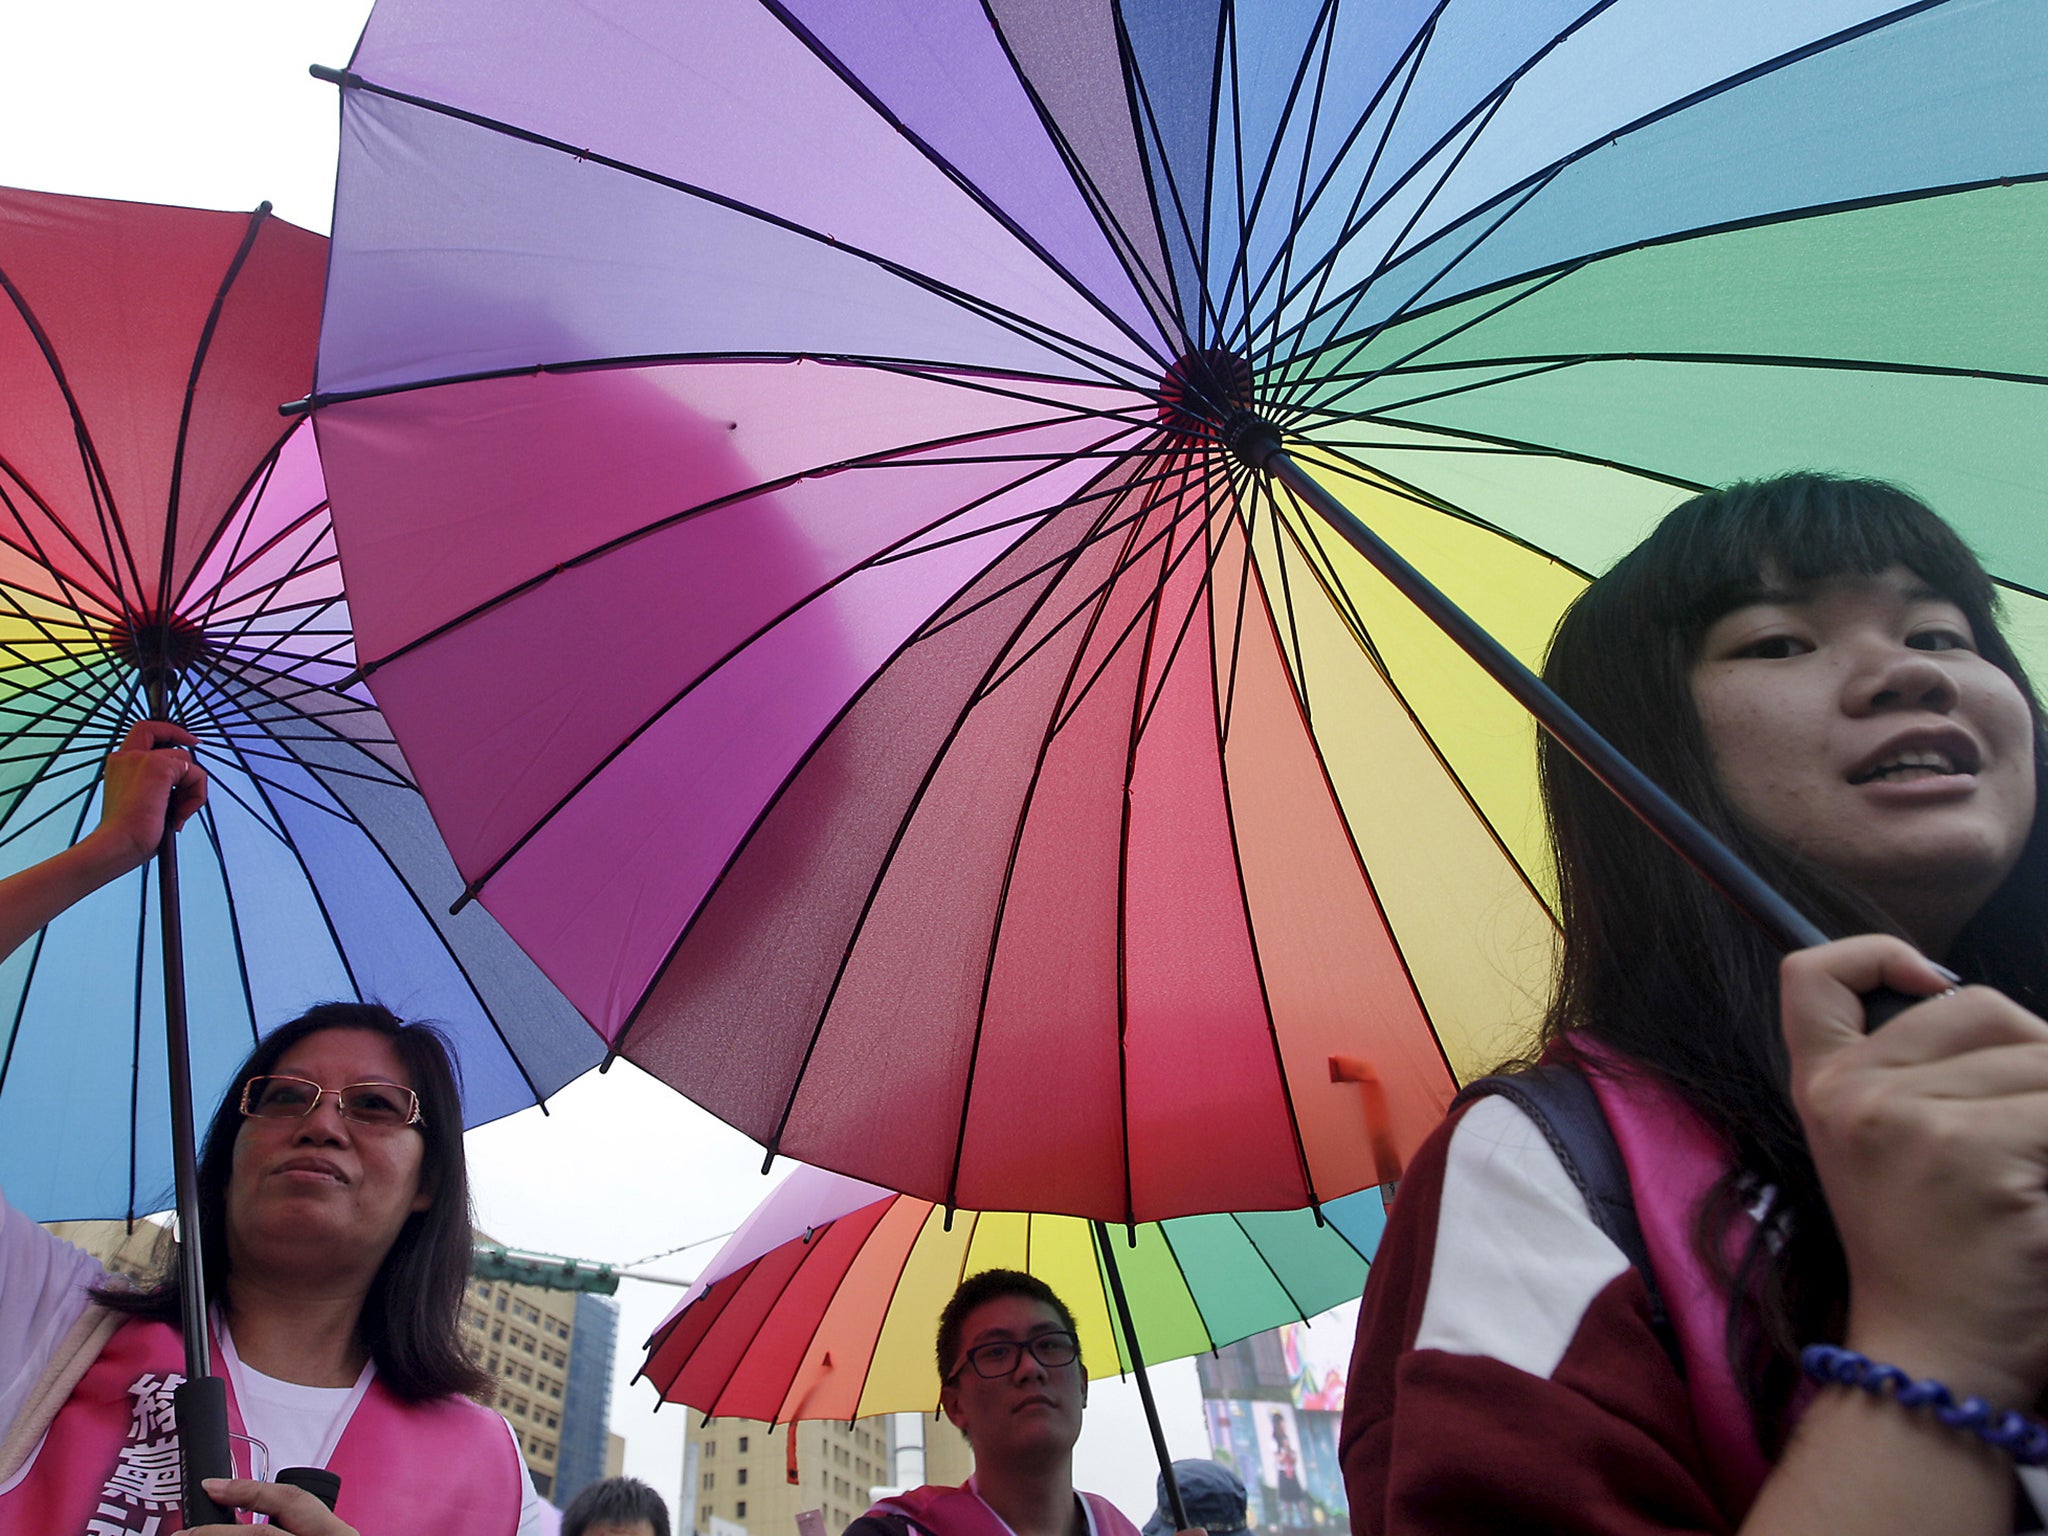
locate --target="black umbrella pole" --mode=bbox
[145,691,234,1523]
[1092,1222,1188,1531]
[1227,421,1827,955]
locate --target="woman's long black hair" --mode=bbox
[1537,472,2048,1440]
[92,1001,490,1403]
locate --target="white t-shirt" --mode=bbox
[0,1190,544,1531]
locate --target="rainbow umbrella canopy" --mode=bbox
[311,0,2048,1224]
[639,1164,1381,1425]
[0,187,599,1224]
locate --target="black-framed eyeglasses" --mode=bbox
[947,1331,1080,1381]
[239,1074,425,1129]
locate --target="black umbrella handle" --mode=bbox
[1092,1222,1189,1532]
[176,1376,232,1525]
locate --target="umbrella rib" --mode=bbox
[746,471,1146,1183]
[0,775,106,1107]
[181,440,290,631]
[126,857,149,1221]
[1209,0,1341,355]
[1215,456,1264,748]
[1147,1221,1219,1355]
[1131,454,1244,748]
[1331,348,2048,395]
[1251,64,1523,375]
[1245,0,1578,361]
[1260,452,1566,934]
[450,423,1149,910]
[1208,3,1242,353]
[1218,1211,1321,1328]
[159,205,274,620]
[175,681,552,1113]
[1203,470,1330,1212]
[1247,0,1352,376]
[0,258,148,616]
[0,466,127,625]
[1271,0,1960,344]
[188,801,268,1072]
[1109,465,1189,1229]
[181,668,412,799]
[970,0,1187,347]
[316,70,1151,396]
[1246,0,1445,366]
[1111,2,1232,353]
[754,0,1174,374]
[355,399,1145,681]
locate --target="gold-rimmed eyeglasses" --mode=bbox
[238,1074,424,1129]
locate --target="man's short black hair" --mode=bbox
[562,1476,671,1536]
[935,1268,1082,1381]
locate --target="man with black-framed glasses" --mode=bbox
[847,1270,1157,1536]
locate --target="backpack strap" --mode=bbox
[1453,1063,1681,1371]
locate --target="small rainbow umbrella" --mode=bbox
[639,1162,1380,1434]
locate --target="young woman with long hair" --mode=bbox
[1342,474,2048,1533]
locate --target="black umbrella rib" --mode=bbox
[1254,446,1566,926]
[1204,2,1240,352]
[354,392,1142,681]
[1349,349,2048,393]
[748,467,1144,1189]
[1107,458,1185,1231]
[0,766,106,1119]
[1312,165,2048,368]
[452,422,1147,916]
[1110,1,1232,353]
[177,679,550,1111]
[181,439,289,631]
[1208,0,1342,356]
[189,802,270,1073]
[1217,1213,1320,1334]
[1245,0,1612,363]
[1276,0,1961,344]
[1215,454,1265,747]
[0,257,147,617]
[754,0,1174,375]
[973,1,1186,348]
[315,70,1150,397]
[1229,472,1475,1095]
[1244,66,1522,375]
[182,670,410,798]
[0,461,128,617]
[1145,1221,1220,1355]
[1249,0,1375,378]
[1203,467,1333,1212]
[1130,453,1253,748]
[160,204,274,624]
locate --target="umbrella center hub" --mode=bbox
[1157,349,1255,440]
[105,609,214,678]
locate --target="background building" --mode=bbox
[556,1291,622,1502]
[461,1263,580,1500]
[684,1414,890,1535]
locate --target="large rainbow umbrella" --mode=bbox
[310,0,2048,1227]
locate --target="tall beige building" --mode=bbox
[460,1263,581,1500]
[920,1412,974,1486]
[684,1415,890,1536]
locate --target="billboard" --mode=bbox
[1195,1303,1354,1533]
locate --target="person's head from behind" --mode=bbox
[1543,471,2046,999]
[937,1269,1086,1472]
[562,1476,671,1536]
[100,1000,484,1401]
[1141,1459,1248,1536]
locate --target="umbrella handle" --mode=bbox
[1328,1056,1402,1206]
[1091,1222,1189,1532]
[176,1376,232,1525]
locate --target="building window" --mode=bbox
[736,1503,747,1520]
[704,1443,715,1458]
[533,1473,552,1497]
[703,1473,714,1490]
[738,1436,748,1453]
[496,1295,507,1311]
[737,1470,748,1486]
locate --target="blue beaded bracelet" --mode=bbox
[1800,1345,2048,1466]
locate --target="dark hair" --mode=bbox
[936,1269,1083,1382]
[92,1001,489,1402]
[1538,472,2048,1440]
[562,1476,671,1536]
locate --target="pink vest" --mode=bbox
[0,1317,521,1533]
[873,1481,1143,1536]
[1579,1054,1773,1515]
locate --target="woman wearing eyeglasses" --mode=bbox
[0,721,541,1534]
[849,1271,1146,1536]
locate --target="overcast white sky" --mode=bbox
[0,1,1225,1519]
